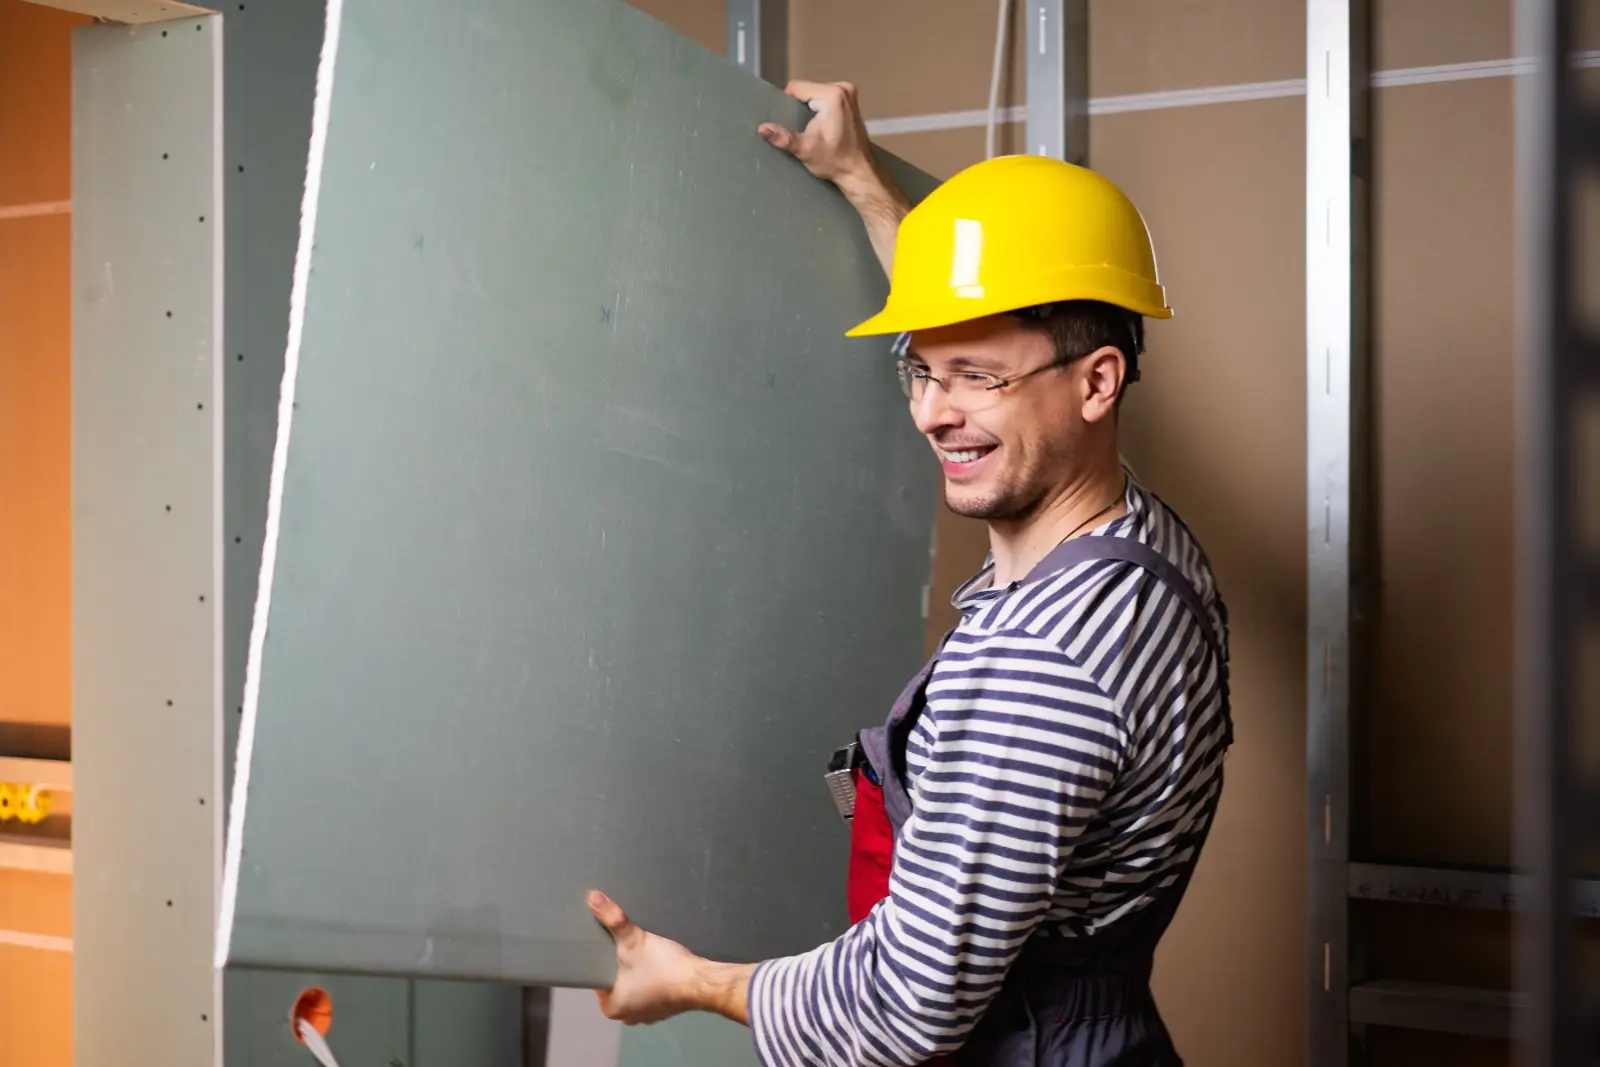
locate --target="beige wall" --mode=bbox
[638,2,1543,1065]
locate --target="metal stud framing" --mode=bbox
[1305,0,1370,1063]
[1514,0,1599,1063]
[1025,0,1088,165]
[725,0,787,88]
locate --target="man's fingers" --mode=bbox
[783,79,848,108]
[757,122,798,152]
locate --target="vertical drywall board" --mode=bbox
[218,0,937,987]
[213,3,526,1061]
[70,16,224,1067]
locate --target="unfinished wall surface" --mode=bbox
[0,4,88,1065]
[791,1,1541,1066]
[791,3,1310,1064]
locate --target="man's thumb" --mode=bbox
[588,891,638,942]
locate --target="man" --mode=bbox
[586,80,1232,1067]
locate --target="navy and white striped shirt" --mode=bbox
[748,474,1231,1067]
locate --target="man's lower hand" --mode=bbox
[587,891,754,1027]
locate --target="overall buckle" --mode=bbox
[825,741,863,823]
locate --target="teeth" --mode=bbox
[940,449,986,464]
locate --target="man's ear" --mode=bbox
[1080,345,1126,424]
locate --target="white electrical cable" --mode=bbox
[985,0,1013,159]
[296,1019,343,1067]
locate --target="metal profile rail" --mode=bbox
[1306,0,1369,1060]
[1300,0,1600,1055]
[1349,981,1523,1040]
[725,0,786,88]
[1349,862,1600,917]
[1514,0,1599,1063]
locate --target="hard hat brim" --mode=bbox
[846,272,1175,339]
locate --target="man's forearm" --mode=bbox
[839,166,910,280]
[689,959,757,1026]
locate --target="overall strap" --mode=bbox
[1022,533,1222,658]
[869,533,1231,839]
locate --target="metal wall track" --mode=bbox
[1514,0,1600,1064]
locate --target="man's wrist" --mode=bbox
[686,958,756,1025]
[837,163,905,215]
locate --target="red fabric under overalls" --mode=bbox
[837,532,1232,1066]
[846,770,894,925]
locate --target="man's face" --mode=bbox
[904,315,1102,522]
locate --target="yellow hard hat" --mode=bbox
[846,154,1172,337]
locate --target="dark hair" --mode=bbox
[1011,300,1144,406]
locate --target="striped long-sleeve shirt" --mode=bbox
[748,475,1231,1067]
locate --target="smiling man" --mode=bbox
[585,81,1234,1067]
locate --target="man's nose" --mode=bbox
[910,383,963,436]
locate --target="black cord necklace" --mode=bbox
[1053,476,1128,548]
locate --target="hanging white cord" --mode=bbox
[985,0,1013,159]
[296,1018,343,1067]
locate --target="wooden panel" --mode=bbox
[1094,97,1307,1067]
[1368,76,1516,869]
[0,9,75,1055]
[625,0,725,53]
[789,0,1525,132]
[0,869,71,936]
[0,1,86,205]
[0,944,72,1066]
[791,0,1027,120]
[0,214,73,729]
[21,0,212,22]
[793,0,1305,119]
[1373,0,1509,71]
[0,841,71,1064]
[1087,0,1303,97]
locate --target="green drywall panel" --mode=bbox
[70,19,224,1066]
[214,2,525,1060]
[224,971,412,1066]
[411,980,525,1064]
[619,1012,760,1067]
[218,0,937,989]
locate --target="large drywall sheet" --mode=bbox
[216,3,527,1061]
[71,17,223,1067]
[219,0,936,987]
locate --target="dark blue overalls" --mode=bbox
[853,533,1232,1067]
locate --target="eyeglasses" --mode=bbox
[894,355,1072,412]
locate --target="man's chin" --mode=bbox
[944,479,1042,523]
[943,486,1006,521]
